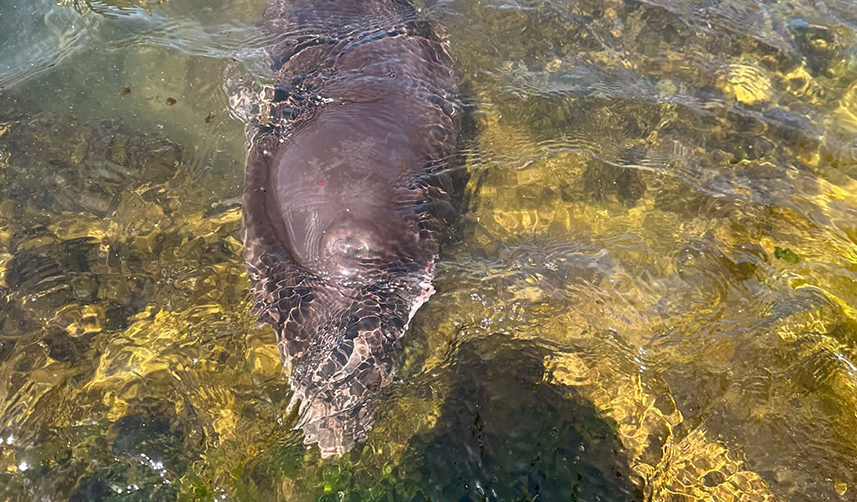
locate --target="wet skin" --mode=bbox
[241,0,460,455]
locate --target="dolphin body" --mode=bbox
[239,0,460,456]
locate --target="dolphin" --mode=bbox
[239,0,460,456]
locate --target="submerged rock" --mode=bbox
[0,112,180,221]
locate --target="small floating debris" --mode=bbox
[122,85,131,95]
[165,97,177,106]
[205,112,216,123]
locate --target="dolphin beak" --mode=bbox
[279,263,435,456]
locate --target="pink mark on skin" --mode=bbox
[317,181,325,186]
[419,261,433,299]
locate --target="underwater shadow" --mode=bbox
[393,337,643,502]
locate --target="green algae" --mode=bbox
[774,246,801,264]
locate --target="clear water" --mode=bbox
[1,0,857,500]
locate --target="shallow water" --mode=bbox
[1,0,857,500]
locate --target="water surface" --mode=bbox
[1,0,857,500]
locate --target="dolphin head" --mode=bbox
[242,103,451,455]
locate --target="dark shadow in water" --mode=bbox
[385,337,643,502]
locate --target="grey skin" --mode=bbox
[240,0,460,456]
